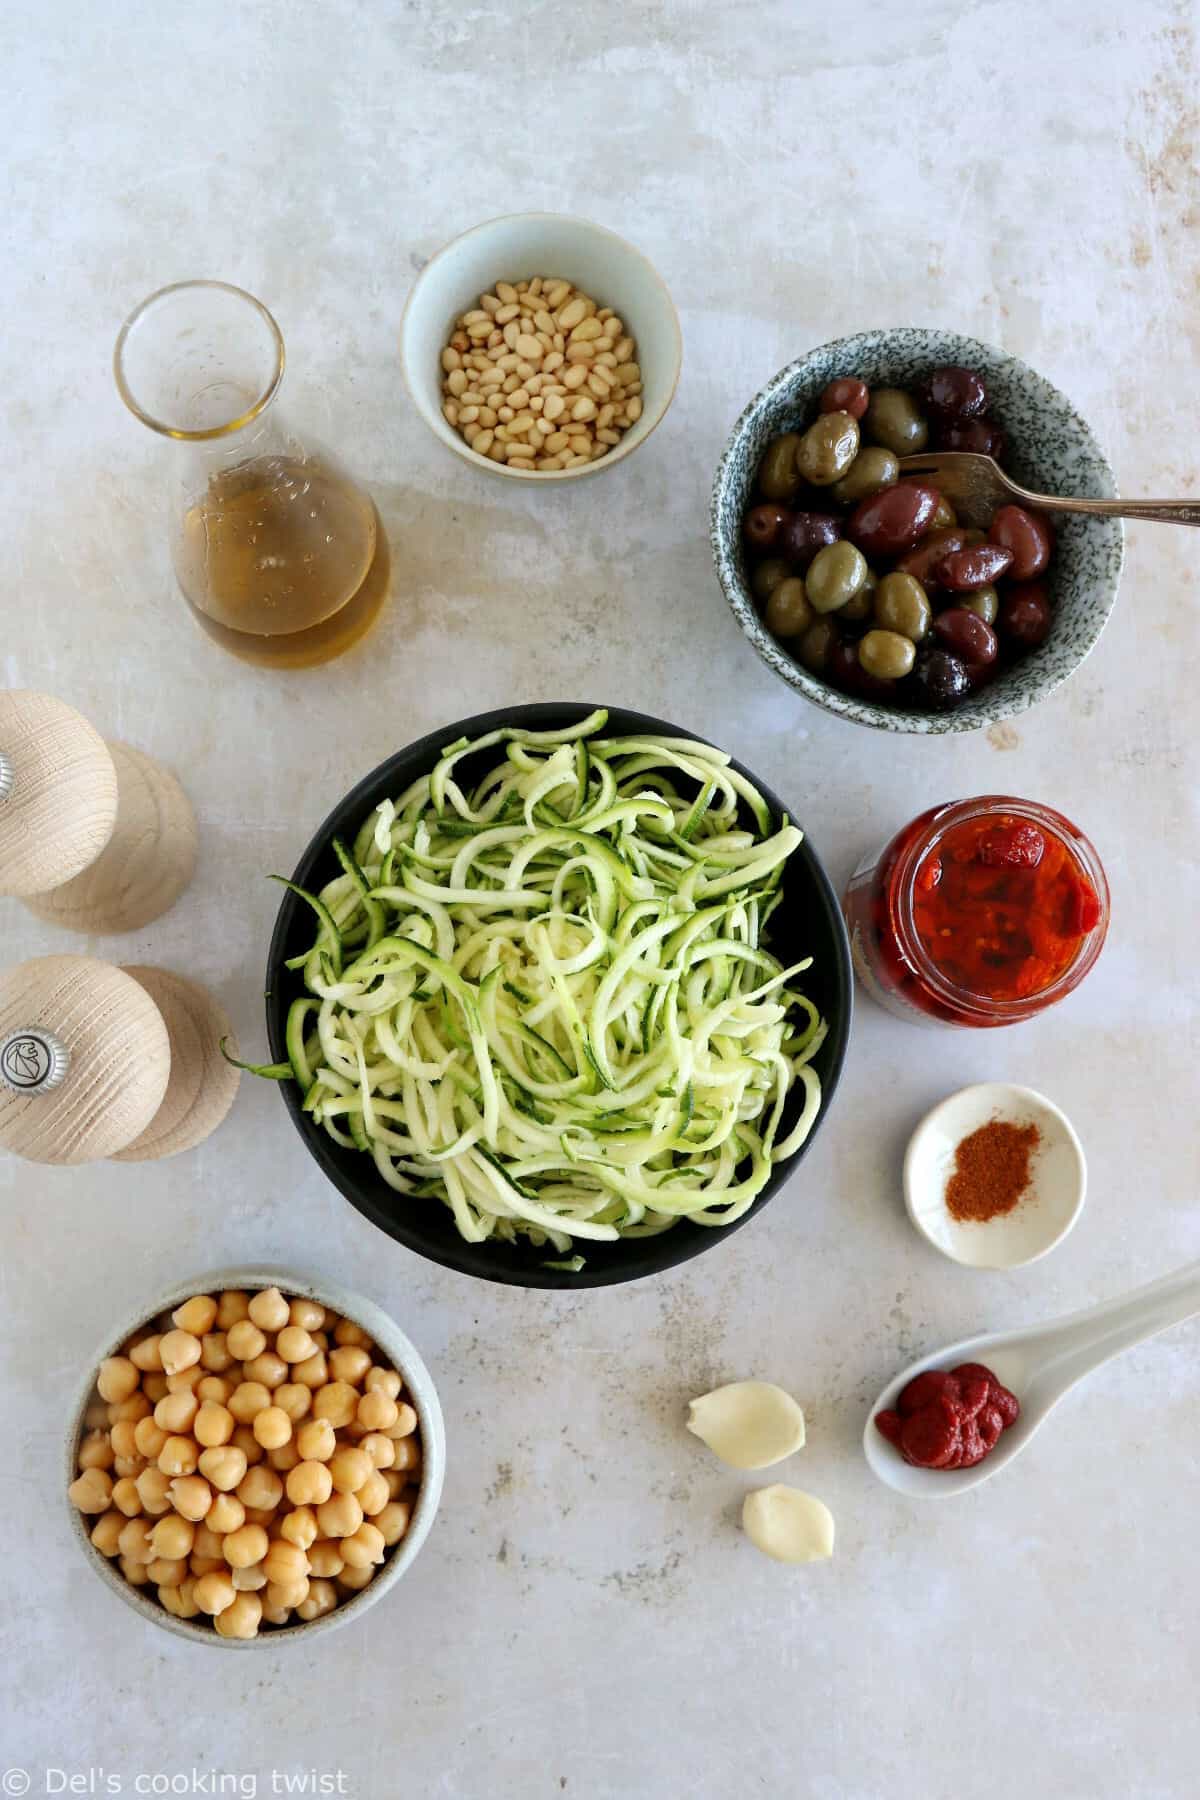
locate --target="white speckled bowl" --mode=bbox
[712,330,1124,733]
[65,1267,445,1647]
[400,212,682,483]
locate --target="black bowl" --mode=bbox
[266,703,852,1288]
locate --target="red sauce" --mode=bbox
[874,1362,1020,1470]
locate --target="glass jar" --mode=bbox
[843,796,1110,1028]
[114,281,390,668]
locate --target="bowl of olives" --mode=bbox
[711,329,1124,732]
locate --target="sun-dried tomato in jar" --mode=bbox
[842,797,1109,1027]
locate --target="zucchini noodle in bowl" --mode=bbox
[260,706,849,1284]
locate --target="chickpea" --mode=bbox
[357,1390,398,1432]
[231,1561,268,1591]
[279,1507,318,1551]
[157,1435,199,1477]
[356,1469,390,1518]
[129,1335,164,1372]
[289,1298,325,1332]
[307,1540,344,1579]
[78,1429,115,1472]
[310,1332,329,1351]
[198,1445,248,1492]
[292,1351,329,1389]
[340,1521,385,1569]
[149,1514,195,1561]
[296,1578,338,1622]
[391,1438,421,1476]
[242,1351,288,1390]
[359,1433,395,1471]
[337,1563,375,1593]
[97,1356,140,1403]
[173,1295,217,1336]
[223,1523,269,1569]
[217,1289,252,1326]
[200,1333,233,1374]
[68,1468,114,1514]
[248,1287,291,1333]
[161,1578,201,1619]
[134,1467,172,1515]
[263,1539,309,1586]
[205,1492,244,1535]
[120,1554,151,1586]
[226,1320,267,1362]
[154,1389,199,1434]
[382,1470,406,1500]
[295,1418,336,1464]
[193,1522,224,1560]
[364,1367,402,1399]
[142,1374,168,1403]
[195,1401,235,1448]
[237,1465,283,1512]
[228,1381,272,1424]
[196,1375,234,1405]
[333,1319,372,1350]
[388,1403,419,1440]
[328,1345,370,1385]
[133,1416,169,1460]
[159,1330,202,1377]
[241,1505,277,1529]
[108,1391,151,1424]
[90,1510,125,1556]
[316,1492,363,1540]
[193,1570,237,1615]
[168,1475,213,1522]
[146,1556,188,1586]
[313,1381,358,1428]
[252,1406,292,1450]
[106,1419,136,1460]
[166,1368,204,1397]
[260,1600,291,1626]
[276,1326,317,1365]
[113,1454,147,1481]
[231,1424,265,1466]
[265,1576,310,1611]
[84,1402,110,1431]
[274,1383,312,1424]
[189,1555,226,1579]
[267,1442,301,1473]
[117,1517,154,1563]
[328,1446,372,1496]
[376,1500,412,1547]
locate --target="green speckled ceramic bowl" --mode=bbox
[712,329,1124,734]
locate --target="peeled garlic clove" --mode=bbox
[742,1486,835,1564]
[685,1380,806,1469]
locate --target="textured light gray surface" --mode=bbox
[2,3,1198,1797]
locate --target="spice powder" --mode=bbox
[945,1119,1041,1223]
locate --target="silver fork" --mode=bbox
[897,452,1200,529]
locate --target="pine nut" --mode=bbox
[497,405,514,422]
[556,298,587,330]
[494,303,519,324]
[529,395,544,413]
[479,407,497,428]
[466,321,492,341]
[535,417,554,435]
[496,281,518,304]
[571,396,597,422]
[615,361,640,385]
[458,405,480,424]
[514,333,543,361]
[570,317,603,343]
[442,400,459,424]
[538,454,566,470]
[446,368,467,396]
[544,430,570,453]
[543,393,566,422]
[535,310,555,335]
[596,403,616,429]
[503,321,520,350]
[441,347,461,372]
[543,352,564,373]
[565,343,595,364]
[597,428,621,445]
[562,365,589,390]
[594,352,617,369]
[625,395,643,421]
[480,294,501,315]
[473,430,494,455]
[587,369,612,398]
[565,453,592,467]
[508,388,529,410]
[516,361,536,380]
[545,281,571,308]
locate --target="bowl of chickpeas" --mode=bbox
[65,1270,444,1645]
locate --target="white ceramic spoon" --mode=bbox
[863,1259,1200,1498]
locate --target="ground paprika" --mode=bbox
[945,1118,1040,1222]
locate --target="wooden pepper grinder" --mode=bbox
[0,955,240,1164]
[0,690,197,933]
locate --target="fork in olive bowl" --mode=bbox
[898,451,1200,529]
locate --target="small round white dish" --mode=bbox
[904,1082,1086,1270]
[400,212,682,483]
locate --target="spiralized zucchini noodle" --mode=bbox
[257,709,827,1263]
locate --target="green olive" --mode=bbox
[750,557,791,603]
[960,583,999,625]
[764,576,813,638]
[797,618,838,674]
[758,433,802,501]
[930,495,958,529]
[829,447,899,506]
[796,411,860,486]
[806,540,869,613]
[874,571,932,641]
[841,567,876,622]
[859,628,916,680]
[863,387,929,456]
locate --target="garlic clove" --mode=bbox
[685,1380,806,1469]
[742,1486,835,1564]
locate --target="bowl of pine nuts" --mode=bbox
[65,1268,445,1645]
[400,212,681,480]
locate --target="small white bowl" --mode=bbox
[65,1266,445,1647]
[400,212,682,482]
[904,1083,1086,1269]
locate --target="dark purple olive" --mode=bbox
[934,544,1014,591]
[826,636,896,700]
[778,510,842,570]
[819,377,870,420]
[743,503,790,553]
[847,482,941,557]
[989,505,1053,579]
[923,365,988,422]
[932,607,999,667]
[910,647,972,710]
[932,417,1006,461]
[997,581,1052,649]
